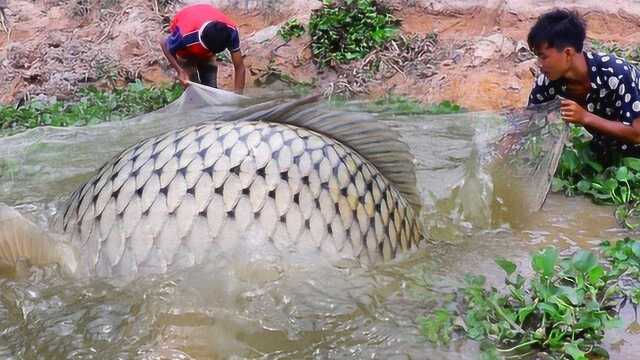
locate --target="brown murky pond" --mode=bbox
[0,102,638,359]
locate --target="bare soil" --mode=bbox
[2,0,640,111]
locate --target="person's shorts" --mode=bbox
[179,58,218,88]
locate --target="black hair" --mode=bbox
[527,9,586,53]
[201,22,231,54]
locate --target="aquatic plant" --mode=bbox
[0,81,183,134]
[309,0,400,67]
[419,242,640,359]
[278,18,305,42]
[600,238,640,280]
[553,126,640,229]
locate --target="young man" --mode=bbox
[160,3,245,93]
[527,9,640,163]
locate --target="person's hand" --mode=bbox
[177,70,190,88]
[560,99,588,125]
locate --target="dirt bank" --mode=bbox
[1,0,639,111]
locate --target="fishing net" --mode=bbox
[0,85,566,231]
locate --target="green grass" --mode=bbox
[590,39,640,65]
[0,81,183,134]
[419,240,640,359]
[367,95,463,115]
[309,0,400,67]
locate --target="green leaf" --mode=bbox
[588,265,605,284]
[517,304,536,324]
[576,179,591,193]
[418,308,454,345]
[532,247,558,278]
[616,166,631,181]
[632,241,640,258]
[572,250,598,273]
[495,257,517,276]
[622,157,640,171]
[603,317,624,329]
[560,150,579,173]
[604,178,619,192]
[552,177,569,192]
[585,158,604,173]
[564,342,588,360]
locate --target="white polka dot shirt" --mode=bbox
[529,52,640,151]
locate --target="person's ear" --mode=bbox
[563,47,575,58]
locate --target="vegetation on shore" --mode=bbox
[0,81,182,135]
[419,239,640,359]
[309,0,400,67]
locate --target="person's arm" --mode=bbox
[561,56,640,144]
[230,51,245,94]
[560,100,640,143]
[160,37,190,87]
[496,74,558,157]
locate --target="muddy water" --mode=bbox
[0,111,638,359]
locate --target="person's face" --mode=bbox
[533,43,576,80]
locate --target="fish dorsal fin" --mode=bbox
[216,96,422,212]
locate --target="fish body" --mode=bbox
[2,97,423,277]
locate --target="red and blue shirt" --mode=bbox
[166,4,240,60]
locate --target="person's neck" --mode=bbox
[562,52,589,86]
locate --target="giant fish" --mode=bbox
[0,96,423,278]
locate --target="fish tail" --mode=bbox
[0,203,72,272]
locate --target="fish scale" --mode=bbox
[60,115,422,277]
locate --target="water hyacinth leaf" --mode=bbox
[464,274,486,287]
[564,342,588,360]
[552,178,569,192]
[623,157,640,171]
[516,303,536,324]
[532,247,558,278]
[590,346,610,359]
[588,265,605,284]
[418,308,454,345]
[558,286,583,306]
[571,250,598,273]
[615,166,630,181]
[603,317,624,329]
[576,179,591,193]
[495,257,516,275]
[604,178,618,192]
[632,241,640,258]
[585,158,604,173]
[559,150,579,174]
[418,239,640,359]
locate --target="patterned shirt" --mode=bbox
[528,52,640,152]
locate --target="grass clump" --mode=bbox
[419,241,640,359]
[278,18,305,42]
[252,60,315,95]
[0,81,183,133]
[590,39,640,65]
[367,95,463,115]
[309,0,400,67]
[553,126,640,229]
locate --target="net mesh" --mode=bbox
[0,86,566,231]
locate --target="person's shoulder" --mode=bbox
[589,51,635,72]
[532,72,560,89]
[534,73,546,86]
